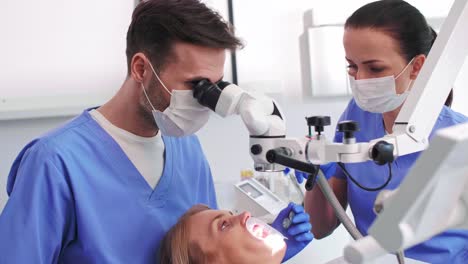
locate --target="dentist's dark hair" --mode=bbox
[345,0,453,107]
[126,0,243,74]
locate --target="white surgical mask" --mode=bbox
[349,58,415,113]
[141,61,211,137]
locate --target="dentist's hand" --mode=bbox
[271,203,313,262]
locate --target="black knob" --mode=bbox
[337,120,359,139]
[250,144,263,155]
[192,79,223,112]
[371,141,395,165]
[306,116,331,135]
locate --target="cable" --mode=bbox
[397,250,406,264]
[337,162,404,263]
[337,162,392,192]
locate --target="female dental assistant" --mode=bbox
[304,1,468,263]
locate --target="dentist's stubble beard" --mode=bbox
[138,75,170,131]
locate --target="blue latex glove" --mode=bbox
[292,163,337,184]
[271,203,313,262]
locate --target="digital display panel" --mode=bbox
[240,183,263,198]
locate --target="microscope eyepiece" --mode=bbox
[191,79,223,111]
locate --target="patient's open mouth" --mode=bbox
[246,217,278,240]
[251,223,270,239]
[245,217,287,252]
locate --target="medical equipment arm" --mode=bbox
[383,0,468,158]
[345,122,468,264]
[192,79,394,174]
[192,79,313,172]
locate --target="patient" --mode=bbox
[159,204,312,264]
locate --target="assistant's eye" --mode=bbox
[370,67,384,73]
[347,64,357,75]
[220,220,230,231]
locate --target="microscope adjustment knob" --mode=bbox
[337,120,359,140]
[306,116,331,135]
[371,141,395,165]
[250,144,263,155]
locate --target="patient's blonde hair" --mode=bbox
[159,204,211,264]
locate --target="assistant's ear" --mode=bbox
[130,53,149,83]
[409,54,426,80]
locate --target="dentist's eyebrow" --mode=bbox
[187,75,224,84]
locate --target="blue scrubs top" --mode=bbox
[0,109,217,263]
[334,99,468,263]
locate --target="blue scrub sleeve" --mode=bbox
[331,163,347,180]
[0,144,75,264]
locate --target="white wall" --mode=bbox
[0,0,133,120]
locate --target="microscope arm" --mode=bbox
[193,79,394,170]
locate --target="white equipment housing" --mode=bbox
[233,178,288,221]
[344,122,468,263]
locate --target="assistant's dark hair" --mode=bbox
[345,0,453,107]
[126,0,243,74]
